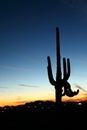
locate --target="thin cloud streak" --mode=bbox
[19,84,39,88]
[75,84,87,92]
[15,100,29,104]
[0,86,22,90]
[0,86,8,89]
[0,65,33,71]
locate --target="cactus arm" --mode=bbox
[63,58,70,80]
[66,88,79,97]
[63,57,66,79]
[47,56,56,85]
[67,58,70,79]
[63,81,79,97]
[62,57,79,97]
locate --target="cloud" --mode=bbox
[0,86,22,90]
[0,86,8,89]
[19,84,39,88]
[15,100,28,104]
[74,84,87,92]
[0,65,32,71]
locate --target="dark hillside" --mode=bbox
[0,100,87,129]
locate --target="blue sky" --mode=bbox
[0,0,87,106]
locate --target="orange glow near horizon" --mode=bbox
[62,93,87,102]
[0,93,87,107]
[0,93,55,107]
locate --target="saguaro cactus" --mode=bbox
[47,27,79,110]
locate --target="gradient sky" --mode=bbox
[0,0,87,106]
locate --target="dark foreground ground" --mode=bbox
[0,101,87,129]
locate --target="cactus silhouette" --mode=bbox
[47,27,79,110]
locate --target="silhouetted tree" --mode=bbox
[47,27,79,111]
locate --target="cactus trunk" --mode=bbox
[55,84,62,110]
[55,27,62,109]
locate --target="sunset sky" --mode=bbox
[0,0,87,107]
